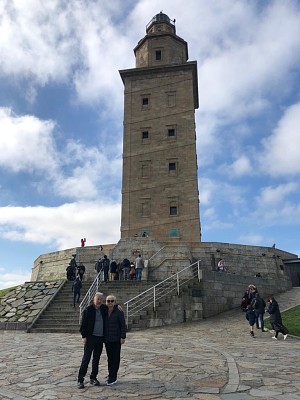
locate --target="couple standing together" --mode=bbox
[77,292,126,389]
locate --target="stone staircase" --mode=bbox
[28,279,160,333]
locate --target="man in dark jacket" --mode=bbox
[77,292,107,389]
[251,293,267,332]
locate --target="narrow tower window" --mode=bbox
[170,206,178,216]
[155,50,162,60]
[142,131,149,139]
[168,128,176,137]
[142,97,149,105]
[169,162,176,171]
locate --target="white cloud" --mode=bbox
[0,0,76,84]
[260,103,300,176]
[251,182,300,226]
[0,107,58,172]
[199,177,246,208]
[256,183,299,208]
[54,141,122,200]
[0,270,32,290]
[0,201,121,249]
[0,108,122,201]
[227,155,252,177]
[238,233,264,246]
[193,1,300,167]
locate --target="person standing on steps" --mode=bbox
[135,254,144,281]
[101,255,110,283]
[72,276,82,308]
[77,292,107,389]
[104,294,126,386]
[77,262,86,281]
[122,258,131,281]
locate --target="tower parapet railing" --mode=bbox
[124,260,202,326]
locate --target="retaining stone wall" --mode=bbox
[0,281,63,330]
[199,270,292,318]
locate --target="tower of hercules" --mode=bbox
[119,12,201,243]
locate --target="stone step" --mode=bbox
[29,277,199,332]
[31,327,79,333]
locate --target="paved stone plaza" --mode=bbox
[0,288,299,400]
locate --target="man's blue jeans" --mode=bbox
[135,268,142,281]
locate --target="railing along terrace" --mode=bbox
[124,260,202,326]
[79,270,103,323]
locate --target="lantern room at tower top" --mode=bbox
[134,12,190,70]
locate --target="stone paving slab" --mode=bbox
[0,288,299,399]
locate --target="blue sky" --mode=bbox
[0,0,300,289]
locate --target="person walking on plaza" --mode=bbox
[105,295,126,386]
[251,292,267,332]
[267,296,288,340]
[245,304,256,337]
[77,292,107,389]
[135,254,144,281]
[72,276,82,308]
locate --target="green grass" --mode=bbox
[265,305,300,337]
[0,286,17,298]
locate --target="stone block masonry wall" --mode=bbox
[0,281,63,330]
[191,242,295,286]
[32,244,115,281]
[142,270,292,329]
[199,270,292,319]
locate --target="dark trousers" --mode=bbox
[78,335,104,382]
[105,341,121,381]
[255,313,264,330]
[104,268,109,282]
[73,291,80,307]
[78,272,84,281]
[271,322,285,338]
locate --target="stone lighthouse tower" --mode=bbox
[119,12,201,243]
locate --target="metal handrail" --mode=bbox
[79,270,103,323]
[124,260,202,326]
[148,246,166,262]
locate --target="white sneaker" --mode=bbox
[283,334,288,340]
[107,379,117,386]
[272,336,278,340]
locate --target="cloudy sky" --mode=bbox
[0,0,300,289]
